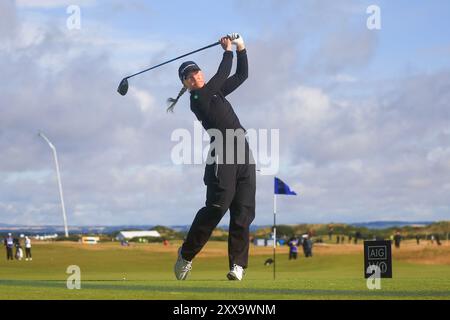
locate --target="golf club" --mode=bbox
[117,35,240,96]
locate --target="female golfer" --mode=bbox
[170,34,255,281]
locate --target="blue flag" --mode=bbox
[274,177,297,195]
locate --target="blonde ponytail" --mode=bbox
[167,86,188,113]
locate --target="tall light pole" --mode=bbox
[38,132,69,237]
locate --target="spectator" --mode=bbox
[287,236,299,260]
[394,231,402,249]
[435,234,442,246]
[302,234,313,258]
[4,233,14,261]
[354,231,361,245]
[25,236,32,261]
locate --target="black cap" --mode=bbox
[178,61,201,82]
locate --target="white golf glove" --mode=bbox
[228,33,244,47]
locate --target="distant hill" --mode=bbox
[0,221,448,239]
[0,223,19,227]
[0,224,157,235]
[152,225,184,240]
[252,221,449,240]
[350,221,434,229]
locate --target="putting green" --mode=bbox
[0,241,449,300]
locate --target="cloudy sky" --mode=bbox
[1,0,450,226]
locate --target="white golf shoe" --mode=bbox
[174,248,192,280]
[227,264,244,281]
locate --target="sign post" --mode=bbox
[364,240,393,278]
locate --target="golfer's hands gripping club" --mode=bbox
[228,33,245,51]
[220,36,232,52]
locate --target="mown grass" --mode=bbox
[0,241,449,300]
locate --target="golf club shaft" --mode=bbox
[126,41,221,80]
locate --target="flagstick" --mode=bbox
[273,193,277,280]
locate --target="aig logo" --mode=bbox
[368,246,387,260]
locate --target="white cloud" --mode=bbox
[333,74,357,83]
[0,1,18,41]
[427,147,450,165]
[129,87,156,113]
[284,86,333,128]
[1,0,449,226]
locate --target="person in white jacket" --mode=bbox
[25,236,32,261]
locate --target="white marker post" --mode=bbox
[39,132,69,237]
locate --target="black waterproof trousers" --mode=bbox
[181,140,256,269]
[6,247,13,260]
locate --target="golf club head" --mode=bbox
[117,78,129,96]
